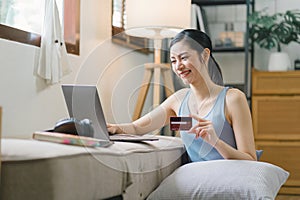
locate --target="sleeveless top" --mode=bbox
[178,87,236,162]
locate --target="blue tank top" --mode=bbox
[178,87,236,162]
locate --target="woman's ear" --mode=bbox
[201,48,211,64]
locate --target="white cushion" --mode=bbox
[147,160,289,200]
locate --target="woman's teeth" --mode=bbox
[180,70,191,77]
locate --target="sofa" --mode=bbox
[1,136,187,200]
[1,134,290,200]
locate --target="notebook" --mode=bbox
[61,84,158,142]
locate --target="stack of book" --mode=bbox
[32,131,109,147]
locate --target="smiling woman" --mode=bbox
[0,0,80,55]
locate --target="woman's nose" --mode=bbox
[175,61,184,70]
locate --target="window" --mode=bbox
[0,0,80,55]
[111,0,150,54]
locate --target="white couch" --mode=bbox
[1,136,187,200]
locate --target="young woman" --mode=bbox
[107,29,258,161]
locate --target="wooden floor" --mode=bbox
[276,195,300,200]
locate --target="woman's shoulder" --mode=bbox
[176,87,190,94]
[226,88,246,99]
[224,88,249,123]
[172,87,190,99]
[162,88,190,108]
[225,87,248,107]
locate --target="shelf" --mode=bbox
[191,0,255,102]
[192,0,252,6]
[225,83,245,91]
[212,46,247,53]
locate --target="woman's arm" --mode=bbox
[218,88,257,160]
[107,88,189,135]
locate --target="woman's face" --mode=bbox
[170,40,205,85]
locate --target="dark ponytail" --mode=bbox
[170,29,223,86]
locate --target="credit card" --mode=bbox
[170,117,192,131]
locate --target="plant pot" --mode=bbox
[268,52,292,71]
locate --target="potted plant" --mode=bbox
[248,9,300,71]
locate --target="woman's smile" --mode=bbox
[179,69,192,78]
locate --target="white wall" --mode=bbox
[0,0,151,138]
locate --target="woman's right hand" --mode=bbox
[107,123,137,135]
[107,123,124,134]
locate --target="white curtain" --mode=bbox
[34,0,71,84]
[191,4,206,33]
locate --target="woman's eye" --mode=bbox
[181,56,187,60]
[170,60,176,64]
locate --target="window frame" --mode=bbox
[111,0,151,54]
[0,0,80,55]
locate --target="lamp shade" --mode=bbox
[125,0,191,39]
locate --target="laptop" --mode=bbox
[61,84,158,143]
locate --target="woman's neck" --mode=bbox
[190,79,218,101]
[189,80,223,116]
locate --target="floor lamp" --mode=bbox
[125,0,191,121]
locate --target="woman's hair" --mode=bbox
[170,29,223,86]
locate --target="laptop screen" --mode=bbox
[61,84,110,140]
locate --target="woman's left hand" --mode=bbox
[188,114,219,147]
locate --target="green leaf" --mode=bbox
[249,9,300,51]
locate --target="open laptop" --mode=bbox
[61,84,158,142]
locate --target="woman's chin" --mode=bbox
[178,73,193,85]
[181,78,192,85]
